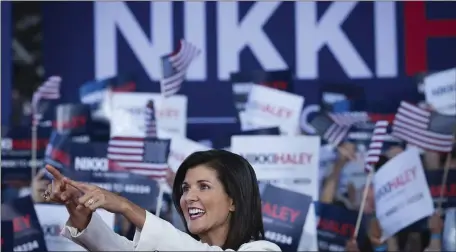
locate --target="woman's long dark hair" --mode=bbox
[171,150,265,250]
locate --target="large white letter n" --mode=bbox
[94,2,172,81]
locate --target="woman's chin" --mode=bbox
[187,224,206,235]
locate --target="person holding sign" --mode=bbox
[43,150,281,251]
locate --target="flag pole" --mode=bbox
[31,123,38,179]
[155,182,165,217]
[353,170,373,238]
[437,128,456,210]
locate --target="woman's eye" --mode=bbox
[200,184,210,190]
[182,186,189,192]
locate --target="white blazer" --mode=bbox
[61,210,281,251]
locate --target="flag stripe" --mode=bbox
[365,120,389,173]
[392,101,454,152]
[145,100,157,137]
[160,40,200,97]
[107,137,168,179]
[328,111,370,126]
[31,76,61,126]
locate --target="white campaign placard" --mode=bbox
[231,135,320,199]
[158,130,210,172]
[239,111,281,131]
[233,135,320,252]
[424,68,456,115]
[373,148,434,241]
[35,204,115,251]
[109,92,187,137]
[244,85,304,135]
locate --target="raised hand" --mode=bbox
[345,239,360,252]
[44,165,92,231]
[368,217,383,246]
[63,178,127,214]
[337,142,357,163]
[428,210,443,235]
[44,165,81,204]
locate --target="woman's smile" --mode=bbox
[188,207,206,220]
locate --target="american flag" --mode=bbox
[364,121,389,173]
[310,113,351,146]
[391,101,456,152]
[328,111,370,126]
[31,76,61,127]
[145,100,157,137]
[160,40,201,97]
[107,137,170,179]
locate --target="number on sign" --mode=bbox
[264,230,292,245]
[14,240,39,252]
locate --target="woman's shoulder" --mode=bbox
[239,240,282,251]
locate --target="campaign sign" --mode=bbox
[1,197,48,252]
[230,70,293,112]
[67,170,160,210]
[374,148,434,241]
[2,221,14,252]
[245,85,304,135]
[1,127,50,181]
[238,112,282,132]
[79,74,136,122]
[424,68,456,115]
[63,141,160,209]
[317,203,367,252]
[55,103,92,136]
[109,92,187,137]
[70,142,110,173]
[426,169,456,209]
[231,135,320,188]
[261,184,311,251]
[34,204,114,251]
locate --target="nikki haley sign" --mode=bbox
[42,2,456,138]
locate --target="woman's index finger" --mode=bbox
[45,165,64,180]
[63,178,92,193]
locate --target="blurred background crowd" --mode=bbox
[1,1,456,252]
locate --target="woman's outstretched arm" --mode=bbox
[62,212,137,251]
[63,178,280,251]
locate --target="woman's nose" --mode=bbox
[184,188,199,202]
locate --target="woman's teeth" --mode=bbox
[188,208,206,218]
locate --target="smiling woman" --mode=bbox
[44,150,281,251]
[172,150,276,250]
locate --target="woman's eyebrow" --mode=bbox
[197,180,211,184]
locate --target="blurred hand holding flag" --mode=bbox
[310,111,370,146]
[364,121,389,173]
[391,101,456,152]
[31,76,61,127]
[310,112,351,146]
[160,39,200,97]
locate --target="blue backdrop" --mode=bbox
[2,1,12,127]
[42,2,456,139]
